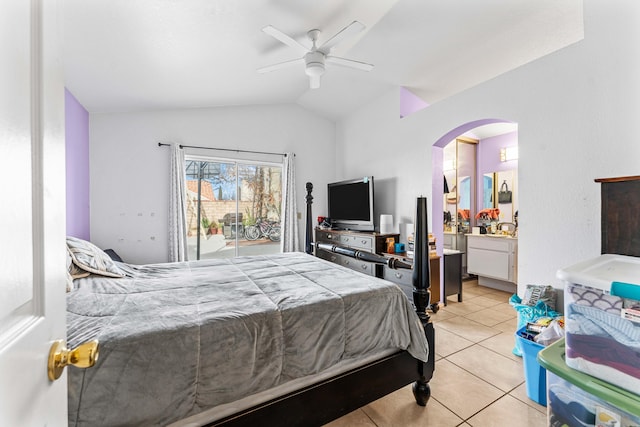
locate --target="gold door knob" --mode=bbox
[48,339,99,381]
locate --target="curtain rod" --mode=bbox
[157,142,292,157]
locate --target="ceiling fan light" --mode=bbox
[305,62,325,77]
[309,74,321,89]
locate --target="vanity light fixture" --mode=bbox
[500,146,518,162]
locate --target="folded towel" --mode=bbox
[474,208,500,220]
[457,209,470,220]
[568,303,640,349]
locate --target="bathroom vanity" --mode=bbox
[466,234,517,292]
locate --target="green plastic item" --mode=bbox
[537,338,640,416]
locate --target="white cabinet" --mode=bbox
[443,232,467,275]
[466,235,517,285]
[443,232,456,250]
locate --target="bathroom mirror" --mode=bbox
[459,176,471,210]
[482,173,494,209]
[442,138,476,234]
[443,169,457,232]
[457,176,471,232]
[480,170,517,221]
[496,169,517,223]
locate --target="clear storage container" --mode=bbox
[556,254,640,395]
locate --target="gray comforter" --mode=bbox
[67,252,428,426]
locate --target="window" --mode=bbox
[185,156,282,260]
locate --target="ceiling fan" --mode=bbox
[258,21,374,89]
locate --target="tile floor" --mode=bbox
[325,279,548,427]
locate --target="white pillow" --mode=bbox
[65,250,78,292]
[67,248,90,280]
[66,236,125,278]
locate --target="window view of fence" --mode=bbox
[185,159,282,260]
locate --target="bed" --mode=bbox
[65,183,435,427]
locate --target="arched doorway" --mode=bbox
[431,119,519,295]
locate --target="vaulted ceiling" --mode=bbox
[63,0,583,122]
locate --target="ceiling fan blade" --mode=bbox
[318,21,365,53]
[326,56,374,72]
[257,58,304,73]
[262,25,309,54]
[309,74,321,89]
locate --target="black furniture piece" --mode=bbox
[442,249,463,305]
[315,228,400,277]
[381,253,441,313]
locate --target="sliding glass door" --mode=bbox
[185,157,282,260]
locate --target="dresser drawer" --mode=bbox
[383,266,413,286]
[315,230,341,243]
[316,248,340,264]
[316,249,377,277]
[314,228,397,280]
[382,257,440,304]
[340,255,377,276]
[339,234,374,251]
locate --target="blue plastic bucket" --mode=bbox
[515,326,547,406]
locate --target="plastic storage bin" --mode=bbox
[510,294,560,356]
[538,339,640,427]
[515,326,547,406]
[557,254,640,395]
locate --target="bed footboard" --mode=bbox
[304,184,436,410]
[413,320,435,406]
[410,195,435,406]
[207,348,432,427]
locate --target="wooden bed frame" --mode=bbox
[207,182,435,427]
[595,175,640,257]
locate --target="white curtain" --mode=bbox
[280,153,300,252]
[169,144,188,262]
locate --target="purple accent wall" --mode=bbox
[476,131,518,213]
[477,131,518,175]
[65,88,90,240]
[431,119,512,148]
[400,87,429,118]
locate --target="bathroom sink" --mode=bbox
[469,233,515,238]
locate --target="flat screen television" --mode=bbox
[327,176,375,231]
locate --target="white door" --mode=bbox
[0,0,67,426]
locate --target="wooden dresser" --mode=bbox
[314,228,399,277]
[381,253,441,311]
[314,228,442,310]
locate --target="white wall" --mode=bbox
[336,0,640,298]
[90,104,335,264]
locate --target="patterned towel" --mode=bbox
[568,303,640,349]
